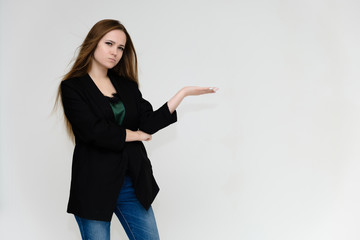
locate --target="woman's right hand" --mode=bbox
[136,130,152,141]
[126,129,152,142]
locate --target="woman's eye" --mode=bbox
[118,47,124,51]
[105,42,112,46]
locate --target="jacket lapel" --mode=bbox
[82,74,115,121]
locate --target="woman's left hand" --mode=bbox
[182,86,219,97]
[167,86,219,113]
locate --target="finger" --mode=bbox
[208,87,219,92]
[197,87,218,94]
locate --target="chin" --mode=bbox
[103,63,116,69]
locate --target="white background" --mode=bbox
[1,0,360,239]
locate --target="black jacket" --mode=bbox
[61,71,177,221]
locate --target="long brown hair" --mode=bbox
[55,19,138,138]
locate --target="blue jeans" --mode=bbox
[74,176,160,240]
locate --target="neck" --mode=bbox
[88,60,108,80]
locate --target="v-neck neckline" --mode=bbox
[87,73,118,98]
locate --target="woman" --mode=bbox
[57,19,217,240]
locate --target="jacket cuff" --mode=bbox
[163,102,177,124]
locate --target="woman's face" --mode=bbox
[92,29,127,70]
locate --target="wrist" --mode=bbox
[136,130,141,140]
[180,87,188,98]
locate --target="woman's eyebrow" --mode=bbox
[106,39,125,47]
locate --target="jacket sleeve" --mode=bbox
[136,88,177,134]
[61,81,126,151]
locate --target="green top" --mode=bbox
[107,93,125,125]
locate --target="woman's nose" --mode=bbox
[111,48,117,56]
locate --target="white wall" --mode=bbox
[1,0,360,239]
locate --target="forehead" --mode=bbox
[101,30,126,44]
